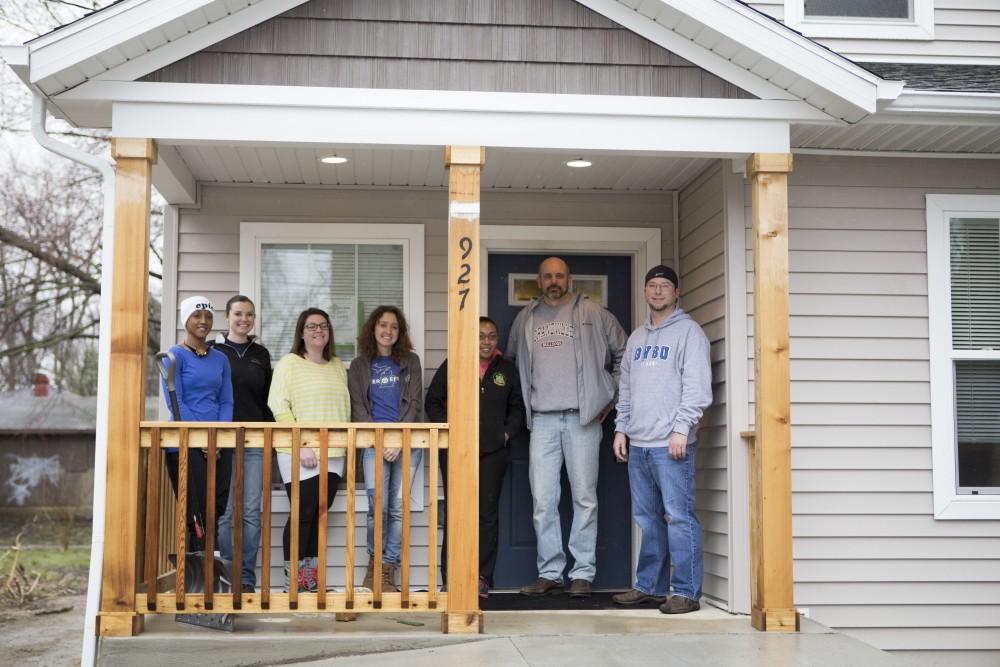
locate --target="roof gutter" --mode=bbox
[32,94,114,667]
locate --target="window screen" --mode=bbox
[259,243,404,362]
[805,0,911,19]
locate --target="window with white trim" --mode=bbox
[239,222,426,509]
[926,195,1000,520]
[785,0,933,40]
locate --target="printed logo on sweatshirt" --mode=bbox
[633,345,671,362]
[533,321,575,349]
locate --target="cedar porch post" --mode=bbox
[97,138,156,637]
[747,153,798,632]
[442,146,485,634]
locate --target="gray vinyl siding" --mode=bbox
[678,161,728,607]
[749,1,1000,64]
[143,0,751,98]
[744,155,1000,662]
[172,184,675,587]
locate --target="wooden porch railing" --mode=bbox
[136,422,448,616]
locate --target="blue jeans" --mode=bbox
[363,448,422,566]
[528,411,602,582]
[219,448,263,587]
[628,444,703,600]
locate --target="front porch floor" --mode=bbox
[98,607,904,666]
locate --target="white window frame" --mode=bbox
[239,221,426,511]
[926,194,1000,520]
[785,0,934,40]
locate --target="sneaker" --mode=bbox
[478,576,489,599]
[568,579,592,598]
[612,588,665,606]
[519,577,563,597]
[241,583,256,594]
[659,595,700,615]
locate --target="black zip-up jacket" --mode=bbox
[425,355,526,455]
[211,335,274,422]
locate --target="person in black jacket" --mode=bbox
[425,316,526,598]
[212,295,274,592]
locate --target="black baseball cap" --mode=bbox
[644,265,678,288]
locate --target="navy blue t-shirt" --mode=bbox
[369,356,401,422]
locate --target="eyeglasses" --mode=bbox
[646,282,675,292]
[304,323,330,331]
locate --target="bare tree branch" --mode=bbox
[0,225,101,294]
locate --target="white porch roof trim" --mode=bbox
[12,0,887,128]
[58,80,825,155]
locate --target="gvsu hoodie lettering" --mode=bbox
[614,308,712,447]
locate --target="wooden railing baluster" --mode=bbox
[345,427,356,610]
[317,427,329,608]
[176,427,188,611]
[427,427,439,609]
[261,428,273,609]
[143,427,161,611]
[290,426,301,609]
[233,427,245,610]
[205,428,217,610]
[401,428,411,608]
[373,428,385,608]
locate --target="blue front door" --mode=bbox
[488,252,633,590]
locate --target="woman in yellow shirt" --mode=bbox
[268,307,349,592]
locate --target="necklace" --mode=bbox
[184,343,209,358]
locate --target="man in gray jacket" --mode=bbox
[507,256,627,598]
[611,265,712,614]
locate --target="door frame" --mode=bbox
[479,224,662,583]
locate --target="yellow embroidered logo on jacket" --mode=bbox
[492,372,507,387]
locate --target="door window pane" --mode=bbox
[955,360,1000,490]
[260,243,404,362]
[805,0,910,19]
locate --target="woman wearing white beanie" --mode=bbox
[161,295,234,551]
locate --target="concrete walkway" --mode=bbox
[99,605,904,667]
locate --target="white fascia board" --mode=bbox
[576,0,796,103]
[30,0,226,83]
[93,0,310,83]
[111,101,791,155]
[60,81,834,122]
[152,144,197,205]
[613,0,881,117]
[670,0,881,112]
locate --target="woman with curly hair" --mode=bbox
[348,305,423,591]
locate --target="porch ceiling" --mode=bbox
[171,145,714,192]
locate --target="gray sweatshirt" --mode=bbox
[614,308,712,447]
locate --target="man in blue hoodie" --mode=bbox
[611,265,712,614]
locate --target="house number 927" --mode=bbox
[456,235,473,310]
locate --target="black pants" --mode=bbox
[165,450,233,553]
[283,473,340,561]
[439,447,511,584]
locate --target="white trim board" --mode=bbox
[925,194,1000,520]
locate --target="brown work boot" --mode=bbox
[568,579,592,598]
[612,588,665,606]
[519,577,563,597]
[381,562,400,592]
[362,557,375,590]
[659,595,701,614]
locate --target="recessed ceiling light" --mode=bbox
[320,155,348,164]
[566,159,592,168]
